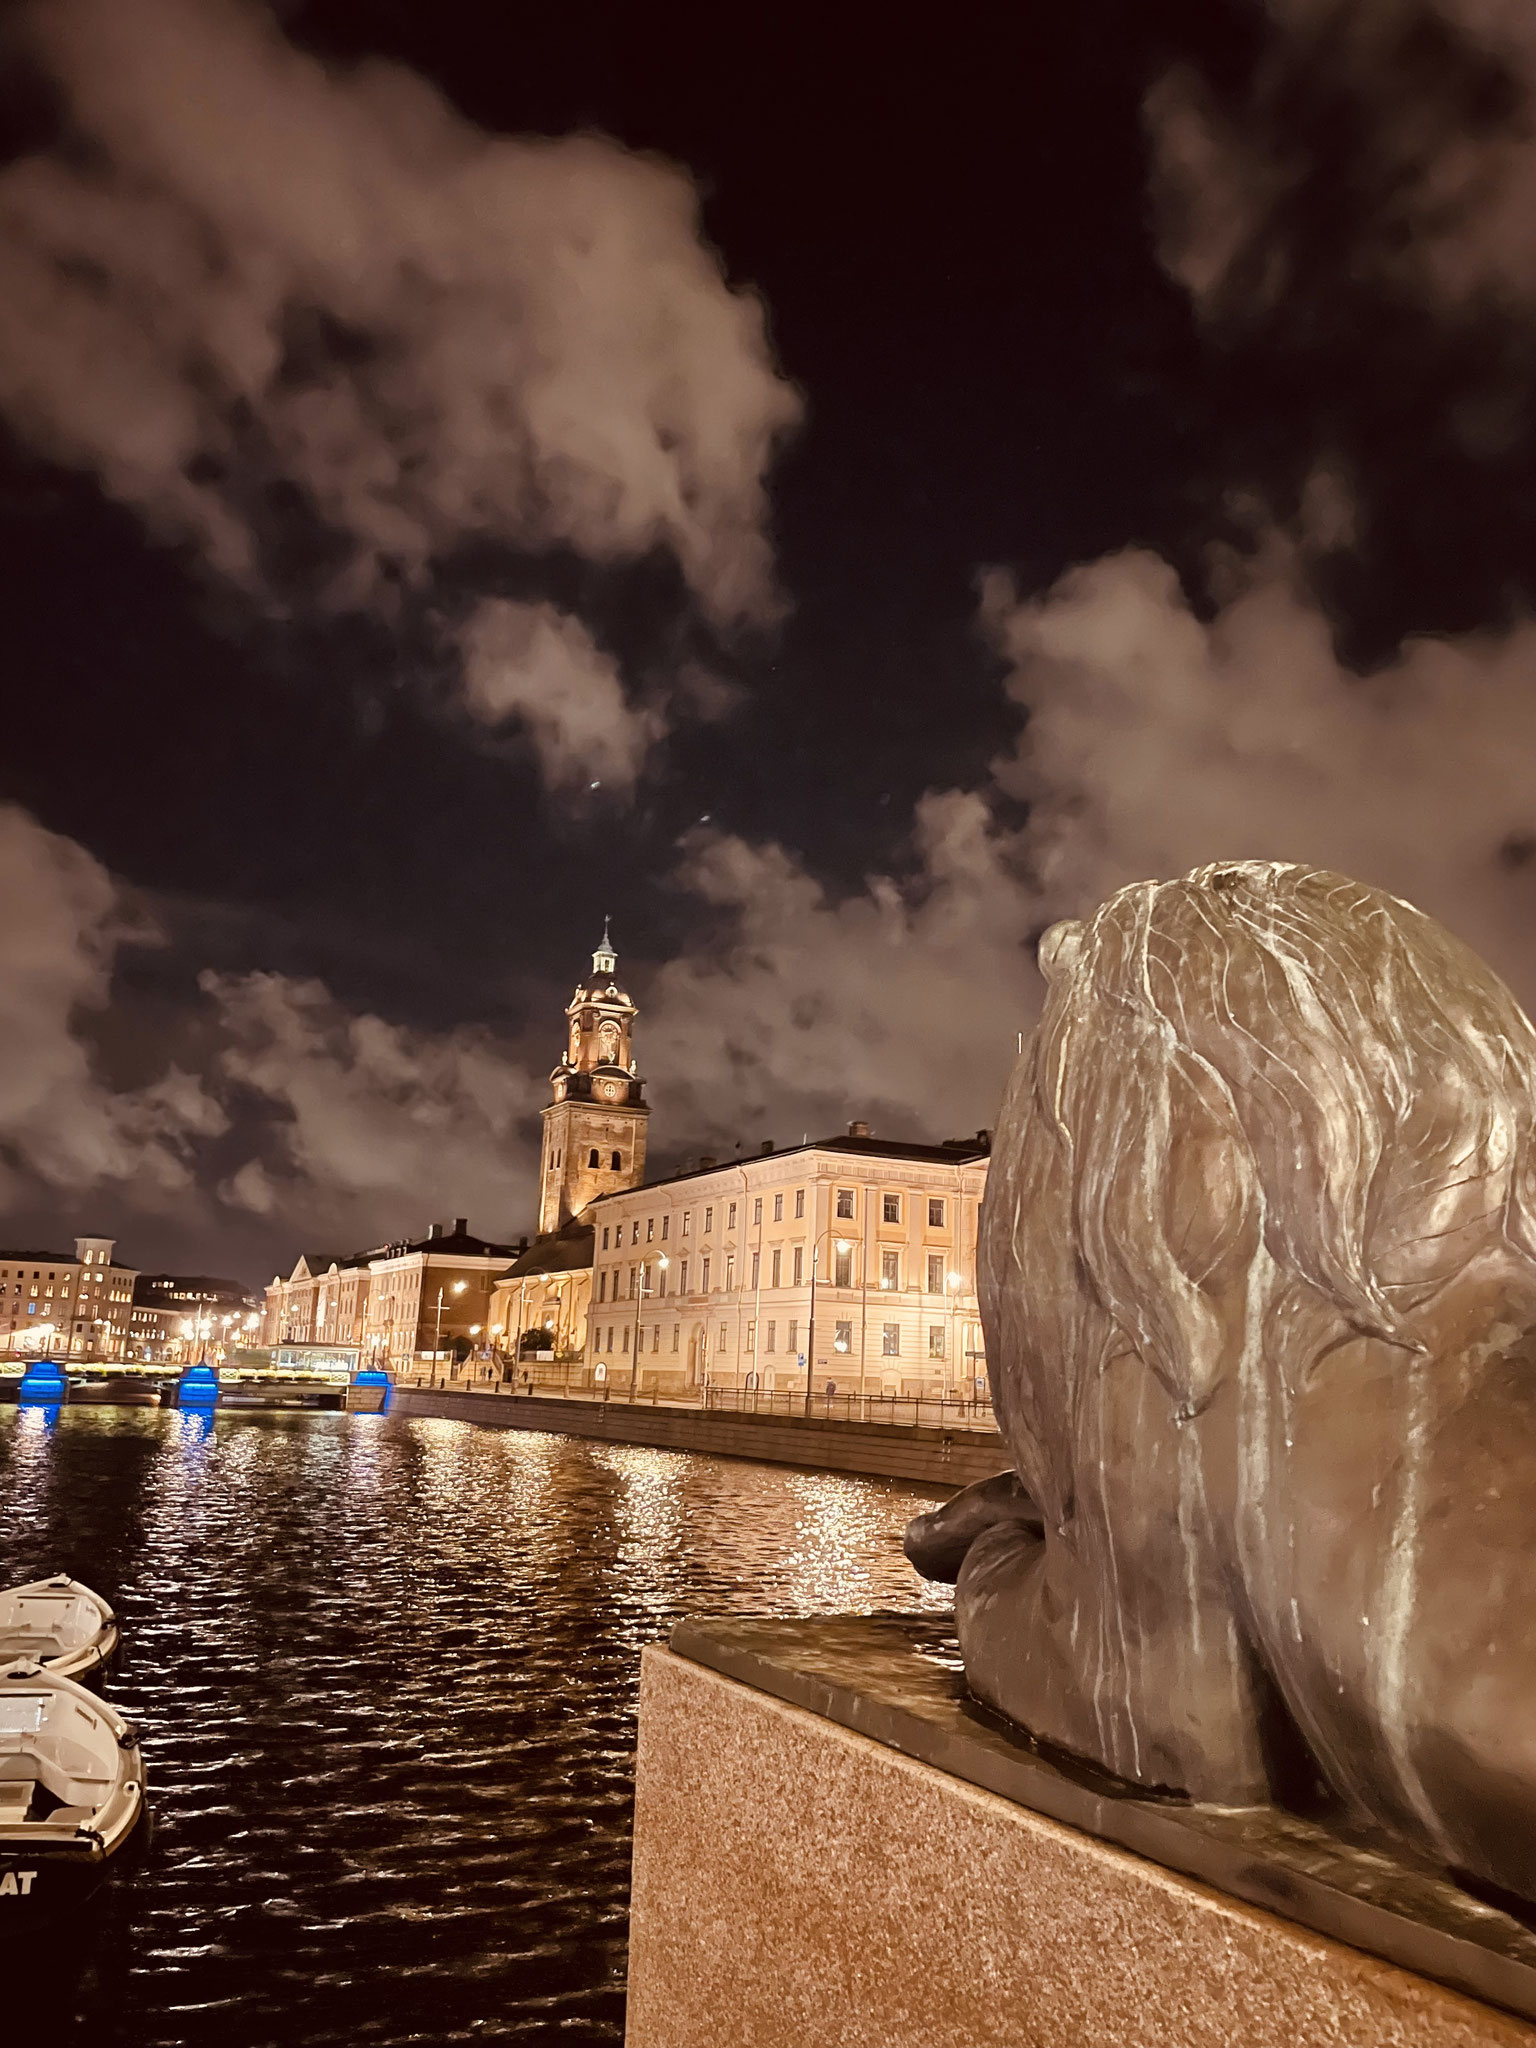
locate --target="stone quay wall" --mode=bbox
[392,1385,1009,1490]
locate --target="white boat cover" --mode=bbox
[0,1660,143,1860]
[0,1576,118,1681]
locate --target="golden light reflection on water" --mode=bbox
[0,1405,954,2048]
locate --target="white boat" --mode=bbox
[0,1577,118,1682]
[0,1661,144,1909]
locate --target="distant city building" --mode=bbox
[580,1127,989,1400]
[0,1235,137,1360]
[129,1273,261,1361]
[488,1216,595,1373]
[258,919,994,1398]
[262,1222,526,1376]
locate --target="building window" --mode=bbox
[607,1327,615,1350]
[773,1194,783,1222]
[788,1319,798,1354]
[652,1326,661,1353]
[661,1215,669,1241]
[927,1254,944,1294]
[751,1251,760,1289]
[834,1319,852,1353]
[928,1198,946,1228]
[771,1249,781,1287]
[682,1211,691,1235]
[628,1220,637,1245]
[881,1250,900,1290]
[704,1206,714,1233]
[766,1321,776,1352]
[725,1255,736,1290]
[753,1197,763,1226]
[589,1148,600,1168]
[718,1323,728,1351]
[929,1326,946,1359]
[598,1272,607,1304]
[672,1325,680,1352]
[883,1193,901,1224]
[836,1188,854,1219]
[680,1258,690,1292]
[728,1202,737,1229]
[834,1246,853,1287]
[622,1326,630,1352]
[647,1217,655,1241]
[702,1257,711,1291]
[747,1321,756,1352]
[602,1227,610,1250]
[612,1151,622,1171]
[795,1189,805,1219]
[628,1267,637,1298]
[883,1324,900,1357]
[793,1246,803,1286]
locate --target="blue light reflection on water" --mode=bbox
[0,1407,950,2046]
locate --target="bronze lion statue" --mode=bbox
[908,860,1536,1899]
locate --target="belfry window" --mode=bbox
[589,1148,600,1168]
[611,1150,622,1171]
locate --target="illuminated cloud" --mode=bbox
[0,0,799,796]
[1147,0,1536,324]
[0,804,223,1203]
[458,599,664,793]
[983,532,1536,1012]
[638,790,1039,1152]
[204,969,543,1245]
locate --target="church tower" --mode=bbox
[537,922,650,1233]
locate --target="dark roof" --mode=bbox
[0,1248,136,1269]
[584,1130,991,1204]
[378,1227,524,1260]
[499,1221,594,1279]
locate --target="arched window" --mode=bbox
[611,1150,622,1171]
[588,1148,600,1169]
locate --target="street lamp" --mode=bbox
[946,1269,964,1405]
[432,1280,467,1386]
[628,1255,668,1401]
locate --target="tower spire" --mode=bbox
[593,917,616,975]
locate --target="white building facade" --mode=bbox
[581,1126,989,1400]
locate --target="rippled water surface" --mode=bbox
[0,1406,949,2044]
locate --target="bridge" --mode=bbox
[0,1343,389,1411]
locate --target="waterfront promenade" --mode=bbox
[394,1381,1010,1489]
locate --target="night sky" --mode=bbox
[5,0,1536,1282]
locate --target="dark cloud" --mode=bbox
[0,0,799,791]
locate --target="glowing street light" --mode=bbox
[627,1254,668,1401]
[432,1279,468,1386]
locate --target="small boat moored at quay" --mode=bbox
[0,1660,144,1913]
[0,1577,118,1683]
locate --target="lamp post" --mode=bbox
[804,1236,822,1418]
[628,1254,668,1401]
[946,1269,964,1407]
[433,1279,467,1387]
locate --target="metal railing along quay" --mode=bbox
[398,1366,1000,1436]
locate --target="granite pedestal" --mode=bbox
[626,1616,1536,2047]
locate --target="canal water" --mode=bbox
[0,1404,951,2045]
